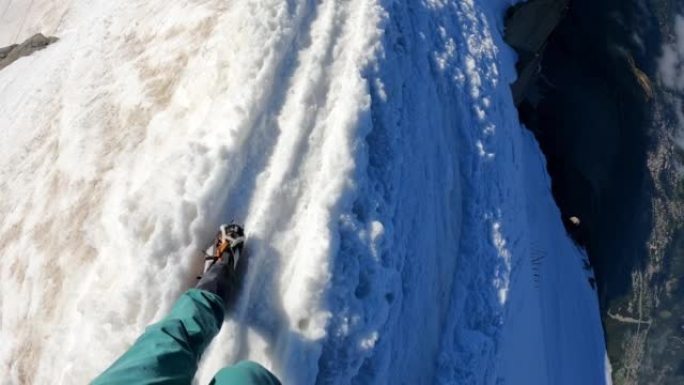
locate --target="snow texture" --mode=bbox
[0,0,608,384]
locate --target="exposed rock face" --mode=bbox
[627,54,654,100]
[504,0,569,105]
[0,33,58,71]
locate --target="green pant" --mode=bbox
[91,289,281,385]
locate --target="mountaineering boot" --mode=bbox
[196,224,246,306]
[215,223,245,270]
[200,224,245,274]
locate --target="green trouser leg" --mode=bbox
[92,283,281,384]
[92,288,224,385]
[210,361,281,385]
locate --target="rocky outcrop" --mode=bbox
[504,0,569,105]
[0,33,58,71]
[626,54,654,100]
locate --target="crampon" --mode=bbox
[198,224,245,279]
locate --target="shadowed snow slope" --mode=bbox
[0,0,608,384]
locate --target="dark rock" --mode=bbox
[509,50,543,106]
[504,0,569,105]
[0,44,18,59]
[505,0,569,55]
[626,54,654,100]
[0,33,59,71]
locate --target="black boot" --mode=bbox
[196,224,246,307]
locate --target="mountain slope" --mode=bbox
[0,0,608,384]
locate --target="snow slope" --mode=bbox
[0,0,609,384]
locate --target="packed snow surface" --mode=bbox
[0,0,609,384]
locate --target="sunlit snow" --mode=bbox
[0,0,608,384]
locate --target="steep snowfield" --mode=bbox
[0,0,609,384]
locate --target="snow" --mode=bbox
[0,0,609,384]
